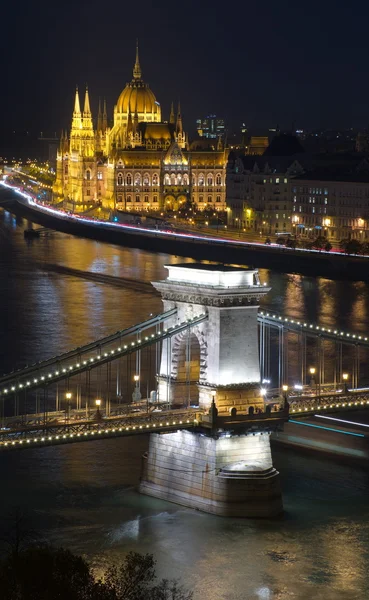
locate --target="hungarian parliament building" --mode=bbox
[52,44,228,213]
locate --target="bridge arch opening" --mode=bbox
[172,331,201,407]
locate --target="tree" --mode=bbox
[341,238,362,254]
[360,242,369,255]
[177,199,194,217]
[0,544,98,600]
[324,241,332,252]
[311,236,326,251]
[0,546,193,600]
[103,552,156,600]
[150,579,193,600]
[286,238,299,249]
[98,553,193,600]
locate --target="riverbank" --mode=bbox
[2,184,369,281]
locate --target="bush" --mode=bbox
[340,238,363,254]
[0,547,193,600]
[286,238,299,249]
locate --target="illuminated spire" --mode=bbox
[127,110,133,134]
[169,102,175,124]
[133,39,142,80]
[74,87,81,114]
[133,106,139,133]
[97,98,102,132]
[83,86,91,114]
[176,101,182,133]
[102,98,108,132]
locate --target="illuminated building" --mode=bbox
[291,171,369,240]
[53,44,228,213]
[226,134,305,231]
[246,137,269,155]
[196,115,225,139]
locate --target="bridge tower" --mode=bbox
[140,263,285,518]
[154,263,270,411]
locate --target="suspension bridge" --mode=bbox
[0,264,368,457]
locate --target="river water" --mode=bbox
[0,201,369,599]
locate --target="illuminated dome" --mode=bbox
[116,81,159,115]
[115,43,161,122]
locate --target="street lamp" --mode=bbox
[132,374,141,402]
[309,367,318,397]
[95,398,102,421]
[342,372,349,393]
[65,391,72,423]
[282,385,289,409]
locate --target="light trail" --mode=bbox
[289,419,365,437]
[314,414,369,428]
[3,179,369,258]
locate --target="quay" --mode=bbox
[2,183,369,282]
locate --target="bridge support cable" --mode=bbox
[258,312,369,391]
[265,324,271,383]
[185,326,191,409]
[0,314,208,424]
[0,308,178,387]
[300,331,306,386]
[278,326,284,389]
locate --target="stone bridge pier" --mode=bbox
[140,263,285,518]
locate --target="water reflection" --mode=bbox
[1,205,369,598]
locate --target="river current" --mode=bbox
[0,203,369,599]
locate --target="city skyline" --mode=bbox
[3,0,369,134]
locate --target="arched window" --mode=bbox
[144,195,149,202]
[192,174,196,186]
[126,195,131,203]
[143,173,150,186]
[117,173,123,185]
[207,174,213,186]
[136,195,140,202]
[177,173,182,184]
[216,173,222,185]
[152,173,159,186]
[216,195,221,202]
[198,173,204,186]
[208,196,213,204]
[126,173,132,185]
[170,173,176,185]
[153,196,158,203]
[183,174,189,185]
[86,170,91,180]
[199,196,204,202]
[134,173,141,186]
[164,174,170,185]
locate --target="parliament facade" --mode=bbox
[53,45,228,213]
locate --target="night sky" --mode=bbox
[2,0,369,136]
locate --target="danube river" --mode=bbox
[0,206,369,599]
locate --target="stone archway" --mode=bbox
[169,328,207,406]
[164,194,176,211]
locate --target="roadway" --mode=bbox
[273,408,369,463]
